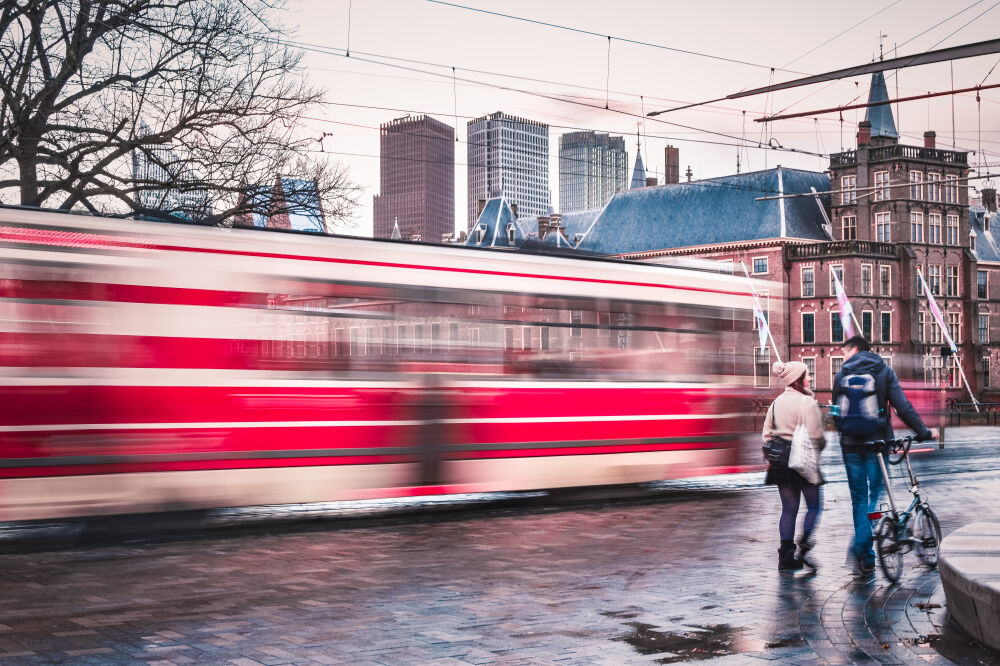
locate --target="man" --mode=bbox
[832,335,937,574]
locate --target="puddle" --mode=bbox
[612,622,754,663]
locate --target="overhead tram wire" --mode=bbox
[766,0,990,118]
[272,37,829,159]
[649,0,906,118]
[422,0,808,76]
[299,116,792,197]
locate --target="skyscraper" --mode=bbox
[373,115,455,241]
[558,131,627,213]
[131,120,208,218]
[467,112,549,228]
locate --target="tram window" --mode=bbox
[571,310,583,336]
[414,324,423,354]
[598,312,611,338]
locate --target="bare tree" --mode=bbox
[0,0,360,227]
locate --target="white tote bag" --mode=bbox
[789,403,822,485]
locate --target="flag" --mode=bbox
[741,262,770,350]
[831,268,855,338]
[918,269,958,354]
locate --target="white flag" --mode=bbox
[918,270,958,354]
[741,262,770,350]
[831,269,856,338]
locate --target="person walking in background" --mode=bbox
[762,361,826,571]
[832,335,937,575]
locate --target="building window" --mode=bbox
[802,266,815,297]
[929,265,942,295]
[880,265,891,296]
[929,213,942,244]
[881,312,891,343]
[521,326,532,350]
[979,270,988,299]
[540,326,550,350]
[930,314,943,343]
[861,264,872,295]
[874,171,890,201]
[946,214,959,245]
[753,257,768,274]
[831,356,844,378]
[718,260,734,274]
[910,211,924,242]
[803,357,816,381]
[755,347,770,388]
[505,326,516,351]
[918,311,926,343]
[413,324,423,354]
[802,312,815,344]
[927,173,941,201]
[947,265,959,297]
[945,175,959,204]
[980,314,989,344]
[841,175,857,204]
[830,265,844,296]
[571,310,582,337]
[831,312,844,343]
[876,212,891,242]
[909,171,924,199]
[984,357,991,388]
[753,290,770,329]
[862,310,873,341]
[842,215,857,240]
[948,311,961,343]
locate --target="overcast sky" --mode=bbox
[283,0,1000,235]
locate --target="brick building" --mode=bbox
[373,115,455,242]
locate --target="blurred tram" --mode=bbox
[0,208,764,521]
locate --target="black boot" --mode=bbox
[797,533,816,570]
[778,540,803,571]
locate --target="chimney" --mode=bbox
[537,215,549,238]
[664,146,680,184]
[645,177,658,187]
[549,213,562,228]
[924,131,936,149]
[857,120,872,147]
[477,199,487,218]
[984,188,998,213]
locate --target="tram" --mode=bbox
[0,208,765,520]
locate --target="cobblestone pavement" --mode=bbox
[1,429,999,665]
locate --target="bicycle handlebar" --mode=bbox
[863,436,914,464]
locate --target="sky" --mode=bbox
[282,0,1000,236]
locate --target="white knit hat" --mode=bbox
[772,360,808,387]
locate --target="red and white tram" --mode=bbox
[0,208,763,521]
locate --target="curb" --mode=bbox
[938,522,1000,652]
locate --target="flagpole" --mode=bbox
[917,268,980,411]
[741,262,783,364]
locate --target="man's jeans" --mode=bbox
[842,450,885,564]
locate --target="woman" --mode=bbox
[761,360,826,571]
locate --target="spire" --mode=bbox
[390,217,402,240]
[865,71,898,140]
[630,131,646,190]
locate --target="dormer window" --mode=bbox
[506,222,516,245]
[475,224,486,244]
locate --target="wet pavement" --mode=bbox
[1,428,999,664]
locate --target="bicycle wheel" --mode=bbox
[876,516,903,583]
[914,505,942,568]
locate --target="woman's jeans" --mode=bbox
[842,450,885,564]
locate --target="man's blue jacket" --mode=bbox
[832,351,932,451]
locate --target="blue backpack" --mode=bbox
[836,372,887,437]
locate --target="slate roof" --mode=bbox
[970,204,1000,263]
[630,147,646,189]
[575,167,831,255]
[465,197,526,248]
[866,71,898,140]
[278,178,325,233]
[537,208,603,248]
